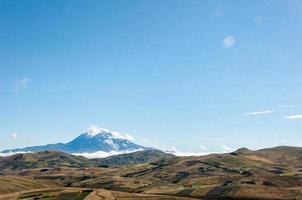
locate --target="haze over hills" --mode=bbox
[2,128,148,155]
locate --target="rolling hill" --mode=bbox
[2,146,302,199]
[0,151,93,171]
[93,149,175,166]
[0,150,173,171]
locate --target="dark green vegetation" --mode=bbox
[1,147,302,199]
[0,151,92,171]
[17,189,92,200]
[0,150,173,171]
[0,188,92,200]
[93,149,175,167]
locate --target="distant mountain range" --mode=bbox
[2,129,148,154]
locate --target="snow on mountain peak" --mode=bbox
[86,125,135,141]
[87,125,110,136]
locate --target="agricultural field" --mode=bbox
[2,147,302,199]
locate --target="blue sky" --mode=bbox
[1,0,302,153]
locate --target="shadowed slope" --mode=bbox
[0,151,93,171]
[94,150,175,166]
[2,146,302,199]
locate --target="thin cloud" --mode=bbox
[165,146,216,157]
[141,138,148,142]
[280,105,294,108]
[0,150,143,159]
[86,125,135,141]
[14,78,31,91]
[285,115,302,120]
[0,151,30,157]
[221,145,232,153]
[170,151,214,157]
[200,145,207,151]
[223,36,236,48]
[73,149,143,159]
[161,146,233,157]
[87,125,107,136]
[244,110,274,116]
[12,132,18,139]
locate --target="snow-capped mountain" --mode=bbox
[2,128,148,154]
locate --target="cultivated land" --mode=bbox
[1,147,302,199]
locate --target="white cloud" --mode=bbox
[12,132,18,139]
[285,115,302,120]
[0,150,143,159]
[161,146,228,157]
[280,105,294,108]
[112,132,135,141]
[86,125,135,141]
[244,110,274,116]
[0,151,31,157]
[200,145,207,151]
[170,151,214,157]
[223,36,236,48]
[105,139,113,145]
[14,78,31,91]
[221,145,232,153]
[0,148,225,159]
[87,125,108,136]
[164,146,213,157]
[73,149,143,159]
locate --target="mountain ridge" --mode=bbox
[0,149,173,171]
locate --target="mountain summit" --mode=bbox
[2,128,147,154]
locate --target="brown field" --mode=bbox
[1,147,302,199]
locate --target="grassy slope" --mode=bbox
[93,150,175,167]
[2,146,302,199]
[0,151,93,171]
[70,146,302,199]
[0,176,47,194]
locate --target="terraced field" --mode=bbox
[0,176,47,194]
[0,188,92,200]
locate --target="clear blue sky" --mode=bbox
[1,0,302,153]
